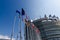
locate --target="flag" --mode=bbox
[16,10,20,18]
[21,8,26,21]
[16,8,25,15]
[26,15,28,19]
[35,28,40,33]
[16,10,20,14]
[24,19,31,27]
[32,23,35,29]
[22,8,25,15]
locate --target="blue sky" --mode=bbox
[23,0,60,19]
[0,0,22,39]
[0,0,60,40]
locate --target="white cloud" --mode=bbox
[0,35,15,40]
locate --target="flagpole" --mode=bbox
[16,8,25,40]
[16,10,22,40]
[16,34,18,40]
[11,16,16,40]
[19,15,22,40]
[18,13,22,40]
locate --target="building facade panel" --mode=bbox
[33,19,60,40]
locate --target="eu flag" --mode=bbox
[16,10,20,14]
[22,8,25,15]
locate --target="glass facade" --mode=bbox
[33,19,60,40]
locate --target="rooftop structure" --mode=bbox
[33,15,60,40]
[24,15,60,40]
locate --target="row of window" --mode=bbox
[48,38,60,40]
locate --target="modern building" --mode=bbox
[24,15,60,40]
[33,15,60,40]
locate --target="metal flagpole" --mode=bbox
[11,16,16,40]
[16,10,22,40]
[19,14,22,40]
[16,34,18,40]
[16,8,26,40]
